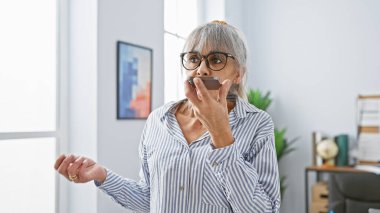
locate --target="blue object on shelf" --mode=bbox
[335,134,349,166]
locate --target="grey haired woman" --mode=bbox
[55,21,281,213]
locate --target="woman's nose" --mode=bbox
[196,60,210,76]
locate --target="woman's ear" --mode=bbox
[233,69,242,84]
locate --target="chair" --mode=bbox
[329,173,380,213]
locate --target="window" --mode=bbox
[164,0,199,103]
[0,1,61,212]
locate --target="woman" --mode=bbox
[55,21,281,213]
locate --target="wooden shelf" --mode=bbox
[305,165,370,173]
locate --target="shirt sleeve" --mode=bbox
[94,123,151,213]
[207,116,281,213]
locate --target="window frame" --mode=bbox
[164,0,200,103]
[0,1,69,212]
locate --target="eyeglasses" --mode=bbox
[180,51,235,71]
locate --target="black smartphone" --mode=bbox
[187,76,221,90]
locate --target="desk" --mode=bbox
[304,166,369,213]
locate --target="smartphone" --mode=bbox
[187,76,221,90]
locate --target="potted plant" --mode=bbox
[247,89,297,199]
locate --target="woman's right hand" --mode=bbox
[54,154,107,184]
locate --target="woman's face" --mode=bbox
[184,48,241,85]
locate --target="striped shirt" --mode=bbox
[96,97,281,212]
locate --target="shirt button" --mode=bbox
[179,186,184,191]
[212,162,219,167]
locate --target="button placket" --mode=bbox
[180,147,190,194]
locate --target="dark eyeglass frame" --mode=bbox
[180,51,235,71]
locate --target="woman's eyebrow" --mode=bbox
[187,51,200,54]
[207,50,225,54]
[186,50,226,55]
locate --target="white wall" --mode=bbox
[239,1,380,212]
[198,0,225,24]
[68,0,98,213]
[97,0,164,213]
[225,0,244,30]
[67,1,163,213]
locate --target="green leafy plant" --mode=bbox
[247,88,297,199]
[275,128,297,161]
[247,89,272,111]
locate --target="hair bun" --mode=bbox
[211,20,228,25]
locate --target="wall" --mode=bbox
[199,0,225,24]
[97,0,164,212]
[240,1,380,212]
[225,0,244,30]
[68,0,98,212]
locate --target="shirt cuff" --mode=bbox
[207,142,238,172]
[94,169,124,192]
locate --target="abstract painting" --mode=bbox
[117,41,152,119]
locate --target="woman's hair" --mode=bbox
[182,20,249,100]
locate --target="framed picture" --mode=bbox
[117,41,152,119]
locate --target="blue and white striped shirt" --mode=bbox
[96,97,281,212]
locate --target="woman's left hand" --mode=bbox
[184,77,234,148]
